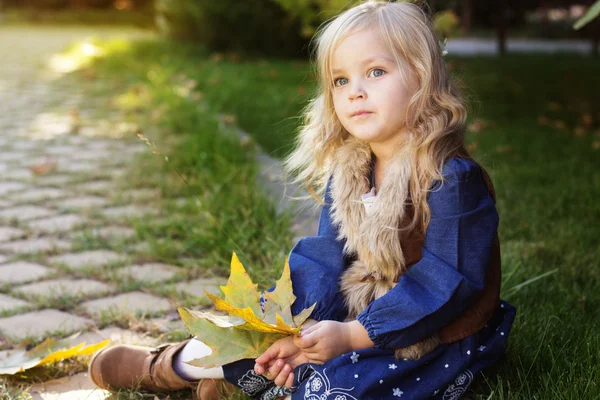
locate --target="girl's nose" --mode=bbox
[348,81,367,101]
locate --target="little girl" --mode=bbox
[89,1,517,399]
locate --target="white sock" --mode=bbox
[173,337,225,381]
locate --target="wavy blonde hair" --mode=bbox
[284,0,472,231]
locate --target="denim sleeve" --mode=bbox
[288,179,349,322]
[356,158,499,349]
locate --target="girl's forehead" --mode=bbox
[330,29,397,70]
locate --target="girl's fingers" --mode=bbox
[254,363,265,375]
[285,371,295,389]
[298,332,319,349]
[255,346,277,365]
[266,359,285,381]
[274,363,292,387]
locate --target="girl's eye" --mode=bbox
[369,68,386,78]
[334,77,348,87]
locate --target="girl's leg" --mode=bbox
[172,337,224,380]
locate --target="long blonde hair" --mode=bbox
[284,0,471,232]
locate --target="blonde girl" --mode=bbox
[89,1,516,399]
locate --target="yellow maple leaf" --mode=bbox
[178,252,316,367]
[0,335,109,375]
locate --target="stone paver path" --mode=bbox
[0,26,197,398]
[0,25,321,398]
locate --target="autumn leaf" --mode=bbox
[263,258,295,326]
[179,308,286,368]
[218,253,261,316]
[178,252,316,367]
[29,159,57,176]
[0,335,109,375]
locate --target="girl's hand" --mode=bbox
[254,336,308,389]
[292,320,354,364]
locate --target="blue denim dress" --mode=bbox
[222,158,517,400]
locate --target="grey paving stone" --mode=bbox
[117,263,179,284]
[44,144,81,155]
[62,326,158,348]
[0,181,28,195]
[48,250,125,270]
[0,309,93,340]
[70,226,136,242]
[2,169,34,181]
[119,188,161,201]
[14,278,114,299]
[0,153,28,163]
[74,180,113,193]
[10,188,68,203]
[28,214,85,234]
[0,205,55,221]
[0,200,12,208]
[12,141,41,151]
[57,162,98,174]
[147,317,187,334]
[0,254,7,264]
[102,205,159,219]
[55,195,109,210]
[0,226,26,242]
[176,278,225,298]
[0,293,30,313]
[0,237,71,254]
[29,372,111,400]
[0,261,53,283]
[81,291,172,316]
[36,174,74,186]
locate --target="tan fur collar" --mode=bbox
[329,138,412,318]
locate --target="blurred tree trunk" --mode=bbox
[494,0,509,55]
[462,0,472,33]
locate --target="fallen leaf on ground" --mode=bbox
[29,160,57,176]
[0,335,109,375]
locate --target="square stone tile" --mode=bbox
[10,188,68,203]
[48,250,125,270]
[28,214,85,234]
[55,196,109,210]
[119,188,161,202]
[71,226,136,242]
[81,291,172,316]
[0,261,53,283]
[102,205,159,219]
[176,278,225,298]
[29,372,111,400]
[0,254,7,264]
[0,238,71,254]
[14,278,114,299]
[74,180,113,194]
[3,169,34,181]
[0,309,93,340]
[0,181,28,195]
[36,174,75,186]
[0,200,12,208]
[0,205,55,222]
[57,162,98,174]
[0,226,26,242]
[117,263,179,284]
[0,293,30,313]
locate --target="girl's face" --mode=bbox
[330,28,419,148]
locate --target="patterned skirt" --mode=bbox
[223,300,517,400]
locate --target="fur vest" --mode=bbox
[328,138,501,360]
